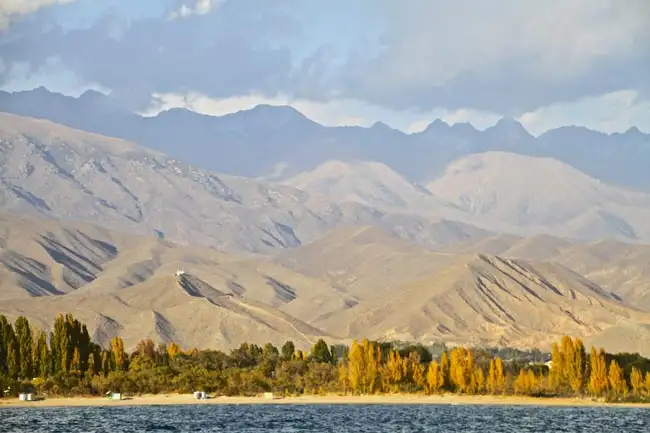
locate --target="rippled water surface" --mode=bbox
[2,404,649,432]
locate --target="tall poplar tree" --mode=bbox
[630,367,643,396]
[608,360,627,397]
[588,347,608,397]
[14,316,33,379]
[111,337,127,371]
[426,360,443,394]
[0,314,12,374]
[569,338,586,394]
[34,331,50,378]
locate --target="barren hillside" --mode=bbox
[0,113,487,254]
[1,216,650,354]
[315,253,650,354]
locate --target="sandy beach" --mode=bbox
[2,394,650,408]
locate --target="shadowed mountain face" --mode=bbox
[1,88,649,190]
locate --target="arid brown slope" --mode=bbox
[315,253,650,355]
[274,226,460,299]
[1,214,650,355]
[0,272,332,350]
[0,214,353,350]
[437,234,650,311]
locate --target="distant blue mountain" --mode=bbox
[1,87,648,190]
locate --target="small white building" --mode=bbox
[193,391,207,400]
[263,392,275,400]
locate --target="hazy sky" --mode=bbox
[0,0,649,134]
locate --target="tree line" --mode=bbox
[1,314,650,401]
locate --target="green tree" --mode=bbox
[0,314,13,375]
[311,339,333,364]
[50,313,68,373]
[33,331,50,378]
[6,337,19,380]
[14,316,33,379]
[281,341,295,361]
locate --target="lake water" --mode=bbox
[1,404,649,432]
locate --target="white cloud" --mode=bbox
[372,0,648,82]
[518,90,650,135]
[167,0,222,20]
[0,0,77,29]
[340,0,650,112]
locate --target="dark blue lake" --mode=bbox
[1,404,649,432]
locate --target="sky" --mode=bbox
[0,0,649,135]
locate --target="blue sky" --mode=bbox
[1,0,649,135]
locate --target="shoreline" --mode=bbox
[2,394,650,409]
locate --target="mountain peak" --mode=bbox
[371,121,392,131]
[423,118,451,133]
[246,104,306,119]
[624,126,645,137]
[224,104,316,129]
[487,117,532,138]
[78,89,109,102]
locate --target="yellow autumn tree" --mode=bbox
[384,350,406,393]
[362,339,381,394]
[549,342,563,393]
[338,363,349,394]
[569,338,587,395]
[167,342,182,359]
[440,352,450,391]
[472,366,485,394]
[495,357,506,394]
[70,347,81,374]
[448,347,478,394]
[347,340,364,395]
[644,372,650,397]
[514,369,528,395]
[449,347,467,393]
[559,336,575,392]
[409,352,426,391]
[608,360,628,398]
[110,337,127,371]
[588,347,609,397]
[630,367,643,396]
[426,361,444,394]
[514,369,539,396]
[487,358,506,394]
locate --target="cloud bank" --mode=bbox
[1,0,648,131]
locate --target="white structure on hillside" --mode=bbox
[175,268,186,276]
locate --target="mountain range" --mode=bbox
[0,112,488,254]
[1,87,649,191]
[1,110,650,248]
[1,93,650,356]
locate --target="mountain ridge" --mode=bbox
[0,112,488,254]
[1,87,649,190]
